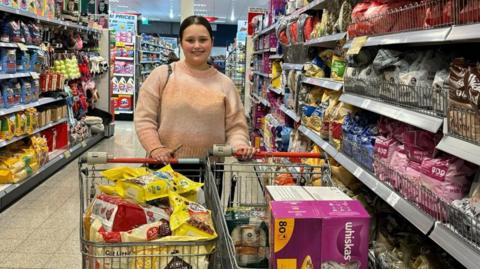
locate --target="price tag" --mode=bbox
[116,41,125,47]
[361,99,371,109]
[30,72,40,79]
[347,36,368,55]
[353,167,362,178]
[372,181,379,191]
[82,141,87,148]
[64,150,71,159]
[386,192,400,207]
[17,43,28,51]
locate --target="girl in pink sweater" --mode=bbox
[135,16,256,163]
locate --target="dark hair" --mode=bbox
[179,16,213,41]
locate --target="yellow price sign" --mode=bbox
[116,42,125,47]
[347,36,368,56]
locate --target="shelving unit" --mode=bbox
[246,2,480,268]
[340,93,443,133]
[302,77,343,91]
[268,86,283,95]
[0,133,105,210]
[0,5,108,211]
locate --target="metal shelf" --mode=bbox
[0,5,101,33]
[298,125,435,234]
[280,105,300,123]
[141,41,173,50]
[340,94,443,133]
[253,71,271,78]
[0,132,105,210]
[0,42,42,50]
[430,222,480,269]
[251,93,270,107]
[285,0,326,20]
[140,50,162,54]
[115,110,134,115]
[0,118,67,149]
[305,32,347,47]
[302,77,343,91]
[115,57,134,61]
[268,86,283,95]
[140,60,163,64]
[436,135,480,166]
[112,92,134,95]
[253,47,277,55]
[282,63,303,70]
[0,97,64,117]
[0,72,39,80]
[252,23,277,40]
[113,73,134,77]
[447,24,480,42]
[269,54,283,60]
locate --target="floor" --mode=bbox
[0,121,145,269]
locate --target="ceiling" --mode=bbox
[109,0,269,24]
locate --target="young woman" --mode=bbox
[135,16,256,164]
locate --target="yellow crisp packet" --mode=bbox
[119,174,171,204]
[100,166,151,182]
[168,193,217,240]
[158,165,204,194]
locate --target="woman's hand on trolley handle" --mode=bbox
[234,145,259,161]
[150,147,175,164]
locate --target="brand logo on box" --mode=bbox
[337,222,362,262]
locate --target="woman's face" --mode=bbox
[181,24,213,67]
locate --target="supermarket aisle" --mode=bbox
[0,121,142,269]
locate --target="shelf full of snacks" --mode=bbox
[239,1,480,269]
[109,13,137,118]
[0,1,109,211]
[137,34,174,90]
[226,41,246,98]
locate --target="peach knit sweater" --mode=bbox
[134,60,250,158]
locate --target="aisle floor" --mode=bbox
[0,121,145,269]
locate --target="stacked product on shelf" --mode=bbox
[245,0,480,268]
[0,3,108,210]
[110,14,137,117]
[137,34,173,88]
[225,42,246,97]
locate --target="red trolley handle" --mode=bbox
[235,151,323,159]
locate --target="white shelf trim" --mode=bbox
[302,77,343,91]
[340,94,443,133]
[436,135,480,166]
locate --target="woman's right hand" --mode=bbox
[150,147,175,164]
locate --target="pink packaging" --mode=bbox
[403,129,441,163]
[373,136,399,181]
[270,200,370,269]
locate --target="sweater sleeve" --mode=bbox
[134,65,169,154]
[224,80,250,148]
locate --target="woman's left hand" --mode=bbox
[234,146,259,160]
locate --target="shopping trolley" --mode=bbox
[78,152,221,269]
[207,145,331,269]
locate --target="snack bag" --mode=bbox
[87,194,170,233]
[156,164,204,195]
[14,112,27,136]
[331,55,346,80]
[130,243,211,269]
[101,166,151,182]
[168,193,216,240]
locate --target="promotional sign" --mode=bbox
[236,20,248,46]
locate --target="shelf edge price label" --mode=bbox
[116,41,125,47]
[347,36,368,55]
[30,72,40,79]
[17,43,28,51]
[64,150,71,159]
[353,167,362,178]
[82,141,87,148]
[386,192,400,207]
[361,99,371,109]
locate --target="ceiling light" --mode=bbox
[230,11,235,22]
[169,9,174,19]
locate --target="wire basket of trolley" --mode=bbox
[206,144,332,269]
[78,152,223,269]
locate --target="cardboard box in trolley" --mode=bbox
[270,200,370,269]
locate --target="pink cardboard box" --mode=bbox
[270,200,370,269]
